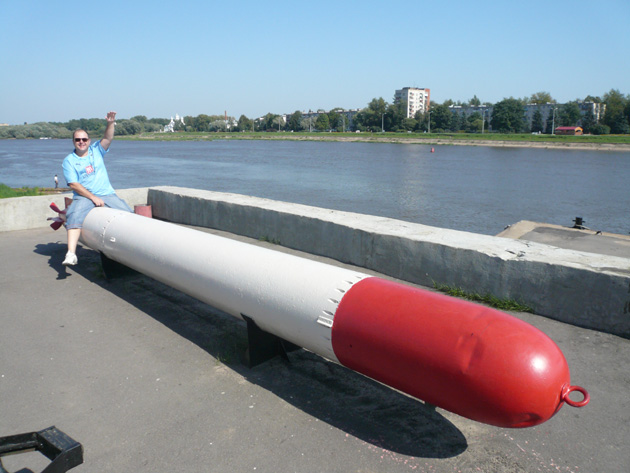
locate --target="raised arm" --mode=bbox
[100,111,117,151]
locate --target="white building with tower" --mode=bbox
[164,114,185,132]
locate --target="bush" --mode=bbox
[590,123,610,135]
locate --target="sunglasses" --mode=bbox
[74,137,89,143]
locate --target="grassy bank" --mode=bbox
[0,184,41,198]
[117,131,630,148]
[0,184,69,199]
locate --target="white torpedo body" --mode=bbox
[81,208,588,428]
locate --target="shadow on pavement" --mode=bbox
[33,242,74,280]
[38,246,468,459]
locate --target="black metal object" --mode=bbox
[241,314,300,368]
[573,217,585,229]
[100,252,138,279]
[0,426,83,473]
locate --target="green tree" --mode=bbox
[209,119,227,132]
[491,98,526,133]
[315,113,330,131]
[286,111,303,131]
[466,112,483,133]
[274,115,285,131]
[148,117,170,126]
[531,109,544,133]
[401,118,417,131]
[602,89,629,134]
[143,122,162,133]
[559,102,581,126]
[610,113,630,134]
[584,95,601,103]
[529,92,555,104]
[327,110,341,130]
[300,116,314,131]
[259,113,281,131]
[194,114,212,131]
[67,117,105,136]
[468,95,481,106]
[429,104,452,132]
[449,111,462,131]
[116,119,142,135]
[237,115,253,132]
[386,101,407,131]
[545,108,558,134]
[354,97,388,131]
[414,110,429,132]
[580,109,596,134]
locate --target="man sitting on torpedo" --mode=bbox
[61,111,132,266]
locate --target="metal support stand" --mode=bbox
[100,252,138,280]
[241,314,300,368]
[0,426,83,473]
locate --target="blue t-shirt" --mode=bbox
[62,140,115,196]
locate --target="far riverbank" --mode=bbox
[124,132,630,152]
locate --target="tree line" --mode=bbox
[0,116,168,140]
[350,89,629,135]
[1,89,628,139]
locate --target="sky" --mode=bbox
[1,0,628,124]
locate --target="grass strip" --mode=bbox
[0,183,41,198]
[433,281,534,313]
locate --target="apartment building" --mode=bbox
[449,102,605,131]
[394,87,431,118]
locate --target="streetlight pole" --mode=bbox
[481,108,485,134]
[428,111,431,134]
[381,113,385,133]
[551,107,557,135]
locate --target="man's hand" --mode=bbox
[69,182,105,207]
[102,111,117,150]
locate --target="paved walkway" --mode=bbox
[498,220,630,258]
[1,227,628,473]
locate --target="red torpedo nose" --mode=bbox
[331,277,589,428]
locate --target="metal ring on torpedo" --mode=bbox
[561,385,590,408]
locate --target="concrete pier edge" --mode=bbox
[2,185,628,338]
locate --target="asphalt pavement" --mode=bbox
[1,226,628,473]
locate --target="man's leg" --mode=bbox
[62,196,94,266]
[63,228,81,265]
[67,228,81,254]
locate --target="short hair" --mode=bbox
[73,129,89,139]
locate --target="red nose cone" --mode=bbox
[332,278,575,428]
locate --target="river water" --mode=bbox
[1,138,628,236]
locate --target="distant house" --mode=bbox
[555,126,583,135]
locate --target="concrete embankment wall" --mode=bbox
[2,186,628,338]
[0,188,150,232]
[148,186,630,339]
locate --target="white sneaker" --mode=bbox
[62,252,78,266]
